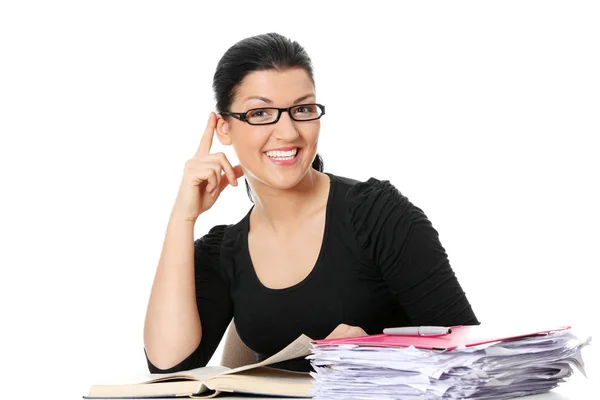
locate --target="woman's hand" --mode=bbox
[171,112,244,223]
[324,323,368,340]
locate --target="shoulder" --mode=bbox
[191,226,228,271]
[194,224,229,250]
[194,219,243,256]
[329,173,416,223]
[196,224,229,244]
[192,224,237,282]
[329,172,407,201]
[347,176,409,206]
[330,173,430,254]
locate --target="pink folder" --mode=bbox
[312,324,571,351]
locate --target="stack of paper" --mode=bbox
[308,326,591,399]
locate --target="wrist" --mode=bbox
[169,211,199,226]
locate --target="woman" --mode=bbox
[143,32,479,374]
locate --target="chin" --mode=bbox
[244,147,317,189]
[262,170,309,190]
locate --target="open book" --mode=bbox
[84,334,313,399]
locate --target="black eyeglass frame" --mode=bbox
[220,103,326,125]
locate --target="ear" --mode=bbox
[215,115,233,146]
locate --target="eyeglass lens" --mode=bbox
[246,104,322,124]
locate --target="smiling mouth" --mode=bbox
[264,147,300,160]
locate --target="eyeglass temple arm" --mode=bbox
[220,111,246,122]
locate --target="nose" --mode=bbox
[273,110,300,141]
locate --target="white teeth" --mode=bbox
[265,148,298,158]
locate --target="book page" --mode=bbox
[85,380,209,398]
[84,336,313,399]
[205,367,313,398]
[222,334,313,376]
[144,365,230,384]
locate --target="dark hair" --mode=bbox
[212,32,324,203]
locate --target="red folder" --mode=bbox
[312,324,571,351]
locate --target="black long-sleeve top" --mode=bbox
[145,172,479,373]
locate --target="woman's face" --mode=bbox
[216,67,321,190]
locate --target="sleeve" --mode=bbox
[346,178,480,326]
[145,224,234,373]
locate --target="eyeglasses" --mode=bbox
[221,103,325,125]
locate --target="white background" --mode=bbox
[0,1,598,399]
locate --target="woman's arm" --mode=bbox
[143,214,201,370]
[378,216,479,326]
[143,223,233,373]
[346,178,479,326]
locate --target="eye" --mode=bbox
[292,104,320,120]
[247,108,271,118]
[294,105,314,114]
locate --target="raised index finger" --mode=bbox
[195,112,217,157]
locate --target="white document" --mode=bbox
[308,330,591,400]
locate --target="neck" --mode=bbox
[248,169,328,234]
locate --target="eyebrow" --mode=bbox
[244,94,315,105]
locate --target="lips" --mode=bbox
[264,146,300,152]
[264,148,298,159]
[264,147,302,165]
